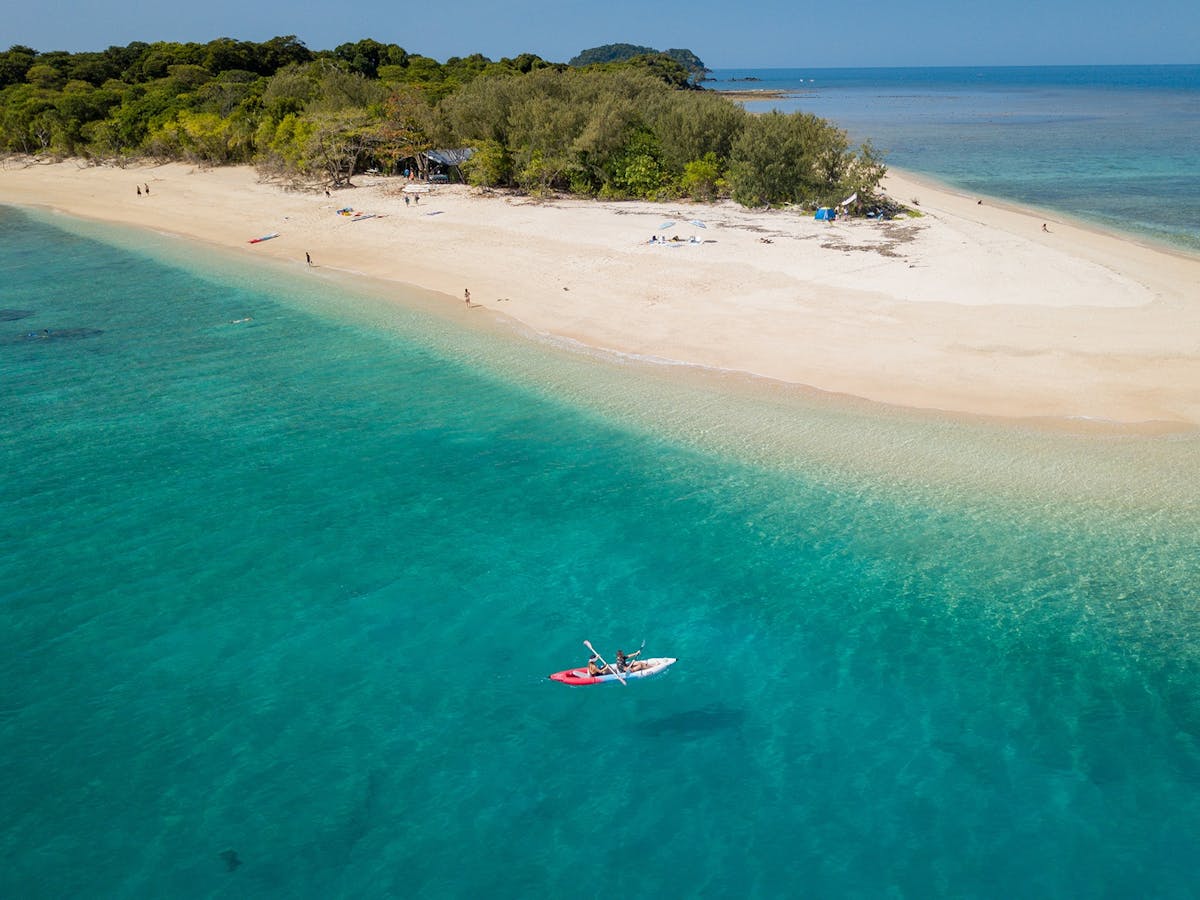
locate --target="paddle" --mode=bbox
[583,639,626,686]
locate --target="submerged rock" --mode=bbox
[0,309,35,321]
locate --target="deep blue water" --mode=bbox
[4,207,1200,898]
[709,65,1200,253]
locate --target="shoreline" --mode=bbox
[3,158,1199,427]
[890,166,1200,266]
[706,88,795,101]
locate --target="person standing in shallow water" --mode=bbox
[305,252,312,266]
[464,289,471,308]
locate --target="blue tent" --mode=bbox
[814,207,836,221]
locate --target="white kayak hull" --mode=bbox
[549,657,677,685]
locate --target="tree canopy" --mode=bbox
[0,37,887,208]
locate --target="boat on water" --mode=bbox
[549,657,677,685]
[550,639,675,685]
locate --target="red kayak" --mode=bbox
[549,657,677,685]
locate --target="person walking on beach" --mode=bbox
[413,194,419,206]
[136,185,141,196]
[305,251,312,266]
[144,184,150,195]
[1042,223,1050,233]
[404,195,410,207]
[464,288,471,308]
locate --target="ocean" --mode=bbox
[3,181,1200,893]
[709,65,1200,254]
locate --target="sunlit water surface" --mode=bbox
[2,207,1199,898]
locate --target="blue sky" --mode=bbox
[6,0,1199,67]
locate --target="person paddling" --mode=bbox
[587,653,611,676]
[616,648,642,673]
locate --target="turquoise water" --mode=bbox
[4,206,1200,897]
[710,65,1200,254]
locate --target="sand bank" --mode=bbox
[3,159,1199,426]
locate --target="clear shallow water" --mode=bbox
[3,208,1200,897]
[710,65,1200,253]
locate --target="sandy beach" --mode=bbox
[3,159,1198,426]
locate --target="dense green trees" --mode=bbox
[727,110,863,206]
[0,37,887,208]
[442,68,879,206]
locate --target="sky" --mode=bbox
[5,0,1199,68]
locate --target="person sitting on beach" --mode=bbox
[587,653,611,676]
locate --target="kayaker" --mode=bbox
[616,648,642,673]
[587,653,610,676]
